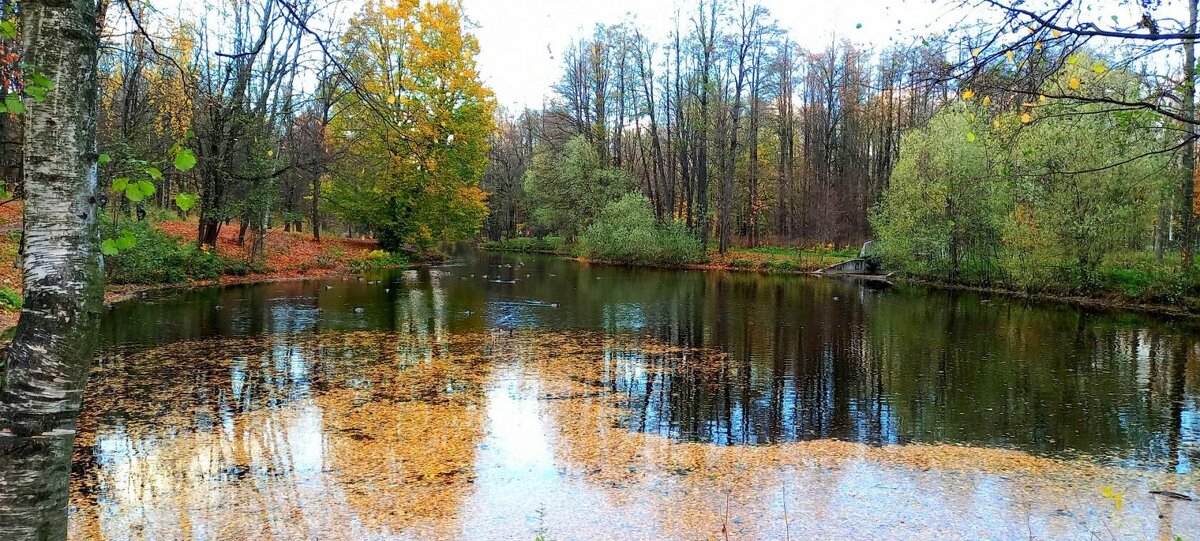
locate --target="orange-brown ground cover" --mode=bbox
[102,221,379,304]
[155,220,377,281]
[0,206,380,321]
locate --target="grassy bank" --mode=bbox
[891,250,1200,315]
[100,220,400,302]
[481,236,859,273]
[0,208,398,323]
[482,236,1200,316]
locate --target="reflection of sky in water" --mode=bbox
[94,251,1200,471]
[74,328,1200,540]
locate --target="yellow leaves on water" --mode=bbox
[387,94,397,104]
[1051,28,1062,39]
[1101,485,1125,510]
[1069,77,1081,90]
[993,119,1001,129]
[1006,50,1016,63]
[971,48,981,58]
[981,95,991,107]
[966,132,977,143]
[1093,62,1108,74]
[961,89,975,101]
[67,329,1200,540]
[1021,112,1033,124]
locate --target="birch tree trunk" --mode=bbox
[0,1,103,539]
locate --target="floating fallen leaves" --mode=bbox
[66,329,1200,541]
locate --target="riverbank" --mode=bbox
[483,239,857,273]
[103,222,393,304]
[482,240,1200,319]
[0,215,389,331]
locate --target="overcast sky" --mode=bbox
[461,0,953,110]
[143,0,1167,110]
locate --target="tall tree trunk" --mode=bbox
[1183,0,1198,269]
[0,112,21,198]
[0,1,103,540]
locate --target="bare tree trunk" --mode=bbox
[1183,0,1197,269]
[312,173,321,241]
[0,1,103,540]
[0,112,21,198]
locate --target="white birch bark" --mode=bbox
[0,1,103,539]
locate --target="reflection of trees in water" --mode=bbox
[70,325,493,539]
[93,252,1200,474]
[591,274,1200,469]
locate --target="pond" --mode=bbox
[71,249,1200,539]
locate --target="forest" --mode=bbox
[0,0,494,283]
[481,1,1198,303]
[3,1,1200,540]
[0,0,1190,302]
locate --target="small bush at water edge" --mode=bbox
[575,193,705,265]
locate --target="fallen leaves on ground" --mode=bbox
[156,220,377,280]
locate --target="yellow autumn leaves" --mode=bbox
[958,51,1110,133]
[68,328,1186,540]
[326,0,496,250]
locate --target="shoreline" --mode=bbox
[2,247,1187,333]
[102,266,376,305]
[482,246,1200,320]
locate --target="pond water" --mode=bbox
[71,249,1200,539]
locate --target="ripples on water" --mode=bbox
[70,250,1200,539]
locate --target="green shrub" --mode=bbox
[482,236,566,253]
[349,249,408,271]
[575,193,705,265]
[220,258,266,277]
[730,258,755,268]
[0,287,21,310]
[767,260,801,273]
[101,220,228,284]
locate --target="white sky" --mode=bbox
[461,0,954,110]
[141,0,1189,109]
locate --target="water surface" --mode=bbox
[72,250,1200,539]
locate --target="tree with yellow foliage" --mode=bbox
[326,0,494,252]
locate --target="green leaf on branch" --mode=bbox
[4,94,25,114]
[136,180,155,197]
[125,183,145,202]
[25,86,46,102]
[0,20,15,40]
[174,149,196,171]
[112,177,129,192]
[146,167,162,180]
[99,153,112,166]
[174,193,198,211]
[27,72,53,90]
[101,239,119,256]
[115,232,136,250]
